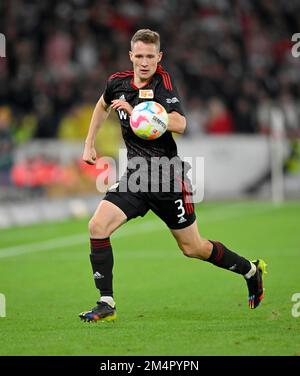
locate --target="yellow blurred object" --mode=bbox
[95,111,121,158]
[14,114,37,144]
[59,105,121,158]
[58,104,93,140]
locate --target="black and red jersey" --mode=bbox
[103,64,185,163]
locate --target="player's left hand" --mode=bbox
[111,99,133,115]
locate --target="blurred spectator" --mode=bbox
[206,98,234,134]
[185,97,207,136]
[234,97,256,133]
[256,90,273,134]
[0,0,299,139]
[280,91,300,136]
[0,106,14,186]
[34,97,60,138]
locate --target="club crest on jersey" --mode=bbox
[139,89,154,99]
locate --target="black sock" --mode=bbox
[206,240,251,275]
[90,238,114,297]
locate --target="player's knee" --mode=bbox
[88,217,111,238]
[179,239,211,260]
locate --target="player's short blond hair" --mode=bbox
[131,29,160,51]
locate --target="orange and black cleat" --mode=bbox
[246,259,267,309]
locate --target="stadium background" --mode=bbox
[0,0,300,357]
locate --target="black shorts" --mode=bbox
[103,178,196,230]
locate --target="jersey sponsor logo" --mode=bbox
[117,109,127,120]
[139,89,154,99]
[178,217,187,224]
[116,94,128,119]
[166,97,179,104]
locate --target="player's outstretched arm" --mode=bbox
[83,95,111,165]
[167,111,186,134]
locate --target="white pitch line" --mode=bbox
[0,205,276,259]
[0,221,161,259]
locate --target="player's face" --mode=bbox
[129,41,162,83]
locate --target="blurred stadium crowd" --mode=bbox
[1,0,300,197]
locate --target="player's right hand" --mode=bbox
[111,99,133,115]
[83,145,97,165]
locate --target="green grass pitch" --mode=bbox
[0,200,299,356]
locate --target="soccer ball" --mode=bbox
[130,101,168,140]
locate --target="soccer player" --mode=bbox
[79,29,266,322]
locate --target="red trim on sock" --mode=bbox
[212,241,224,264]
[90,238,111,249]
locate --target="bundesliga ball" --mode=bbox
[130,101,168,140]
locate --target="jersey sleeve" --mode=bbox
[103,78,114,105]
[156,75,185,116]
